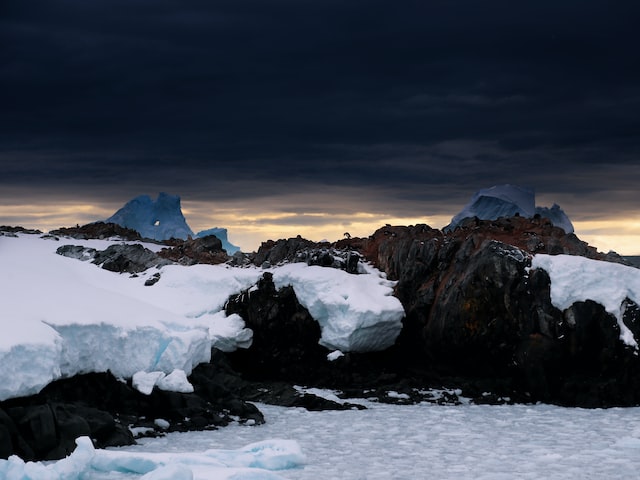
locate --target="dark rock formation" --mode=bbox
[0,226,42,236]
[624,256,640,268]
[234,217,640,407]
[50,222,146,241]
[225,273,329,381]
[251,236,360,272]
[354,217,640,406]
[0,370,265,461]
[158,235,229,265]
[57,243,169,274]
[93,244,168,273]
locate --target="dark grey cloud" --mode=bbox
[1,0,639,216]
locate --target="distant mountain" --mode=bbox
[105,192,194,241]
[446,184,574,233]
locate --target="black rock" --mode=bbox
[225,273,329,381]
[92,244,168,273]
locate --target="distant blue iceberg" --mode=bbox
[105,193,241,252]
[446,184,574,233]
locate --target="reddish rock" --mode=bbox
[49,222,144,241]
[158,235,229,265]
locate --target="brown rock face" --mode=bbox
[158,235,229,265]
[353,216,640,405]
[49,222,144,241]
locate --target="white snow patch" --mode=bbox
[209,312,253,352]
[293,386,346,404]
[326,350,344,361]
[532,254,640,348]
[133,371,167,395]
[386,391,410,400]
[157,369,194,393]
[154,418,170,430]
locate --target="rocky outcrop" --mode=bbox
[252,236,360,273]
[356,217,640,406]
[158,235,229,265]
[0,369,265,461]
[0,226,42,236]
[49,222,145,241]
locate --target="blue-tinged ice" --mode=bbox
[0,437,304,480]
[446,184,574,233]
[105,192,194,241]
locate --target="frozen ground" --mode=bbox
[108,399,640,480]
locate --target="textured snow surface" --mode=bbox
[0,436,304,480]
[0,234,403,400]
[532,254,640,348]
[66,399,640,480]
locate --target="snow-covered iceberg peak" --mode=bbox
[105,192,194,241]
[446,184,574,233]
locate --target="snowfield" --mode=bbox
[0,233,404,401]
[10,399,640,480]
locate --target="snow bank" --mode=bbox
[0,233,404,400]
[0,234,215,401]
[272,263,404,352]
[532,254,640,348]
[0,436,304,480]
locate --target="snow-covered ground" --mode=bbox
[0,233,404,401]
[9,398,640,479]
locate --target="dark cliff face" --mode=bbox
[224,272,328,381]
[355,217,640,405]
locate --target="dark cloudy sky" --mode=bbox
[1,1,639,252]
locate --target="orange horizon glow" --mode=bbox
[2,199,639,256]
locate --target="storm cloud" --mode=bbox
[1,1,639,249]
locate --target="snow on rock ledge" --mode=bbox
[531,254,640,348]
[272,263,405,352]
